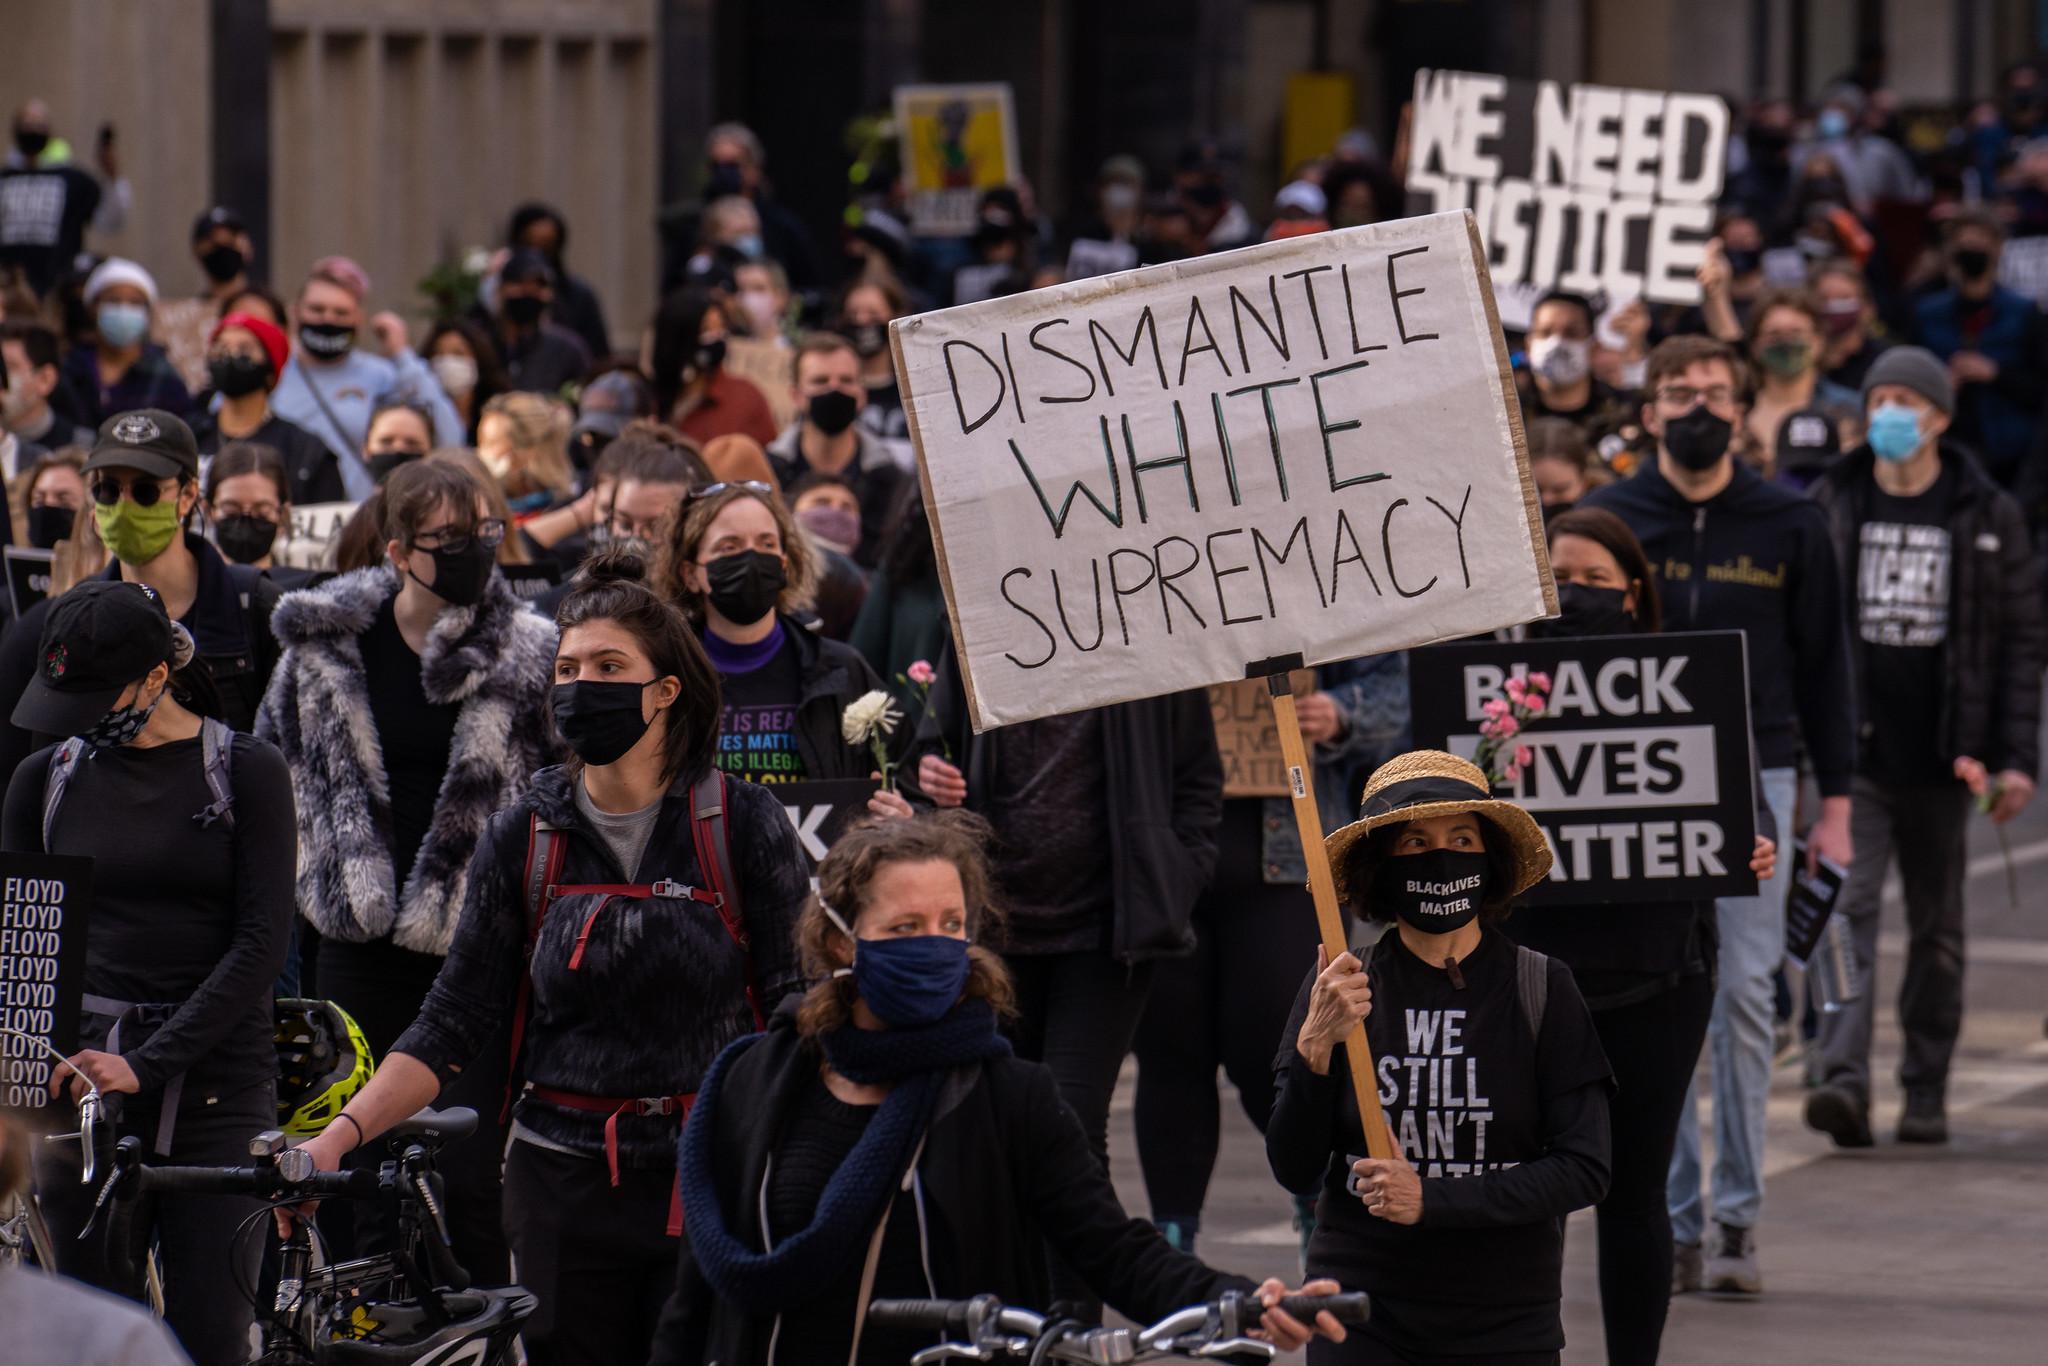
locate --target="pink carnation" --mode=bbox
[1504,675,1528,702]
[1482,697,1511,721]
[1526,671,1552,693]
[1503,760,1522,784]
[1492,715,1519,739]
[1515,744,1534,768]
[1521,696,1546,717]
[907,659,937,686]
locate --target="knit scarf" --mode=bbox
[677,998,1011,1313]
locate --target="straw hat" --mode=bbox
[1324,750,1554,904]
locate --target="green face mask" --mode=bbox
[1758,339,1813,379]
[94,497,183,565]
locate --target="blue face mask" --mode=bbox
[825,904,972,1028]
[1867,402,1924,462]
[1817,109,1851,140]
[96,302,151,349]
[733,233,764,261]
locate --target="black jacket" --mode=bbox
[648,1003,1253,1366]
[193,409,348,507]
[1581,460,1856,793]
[774,614,892,781]
[1809,442,2047,780]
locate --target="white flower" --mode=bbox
[842,690,902,746]
[462,246,492,277]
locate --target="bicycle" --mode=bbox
[86,1104,534,1365]
[0,1027,102,1274]
[868,1288,1371,1363]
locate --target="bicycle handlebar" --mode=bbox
[871,1288,1370,1361]
[129,1160,383,1201]
[1248,1292,1372,1328]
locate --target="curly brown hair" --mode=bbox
[794,811,1017,1039]
[653,483,818,623]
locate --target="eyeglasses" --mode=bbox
[413,518,507,554]
[91,474,178,507]
[1656,385,1737,410]
[690,480,774,500]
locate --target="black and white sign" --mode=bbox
[1405,70,1728,330]
[4,545,53,619]
[1410,630,1757,904]
[1784,839,1849,966]
[0,852,91,1111]
[501,560,563,604]
[776,778,882,871]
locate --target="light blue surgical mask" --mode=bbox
[733,232,764,261]
[96,302,150,349]
[1867,402,1924,463]
[1817,109,1851,140]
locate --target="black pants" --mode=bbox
[501,1140,679,1366]
[1585,972,1714,1366]
[36,1080,275,1366]
[1134,800,1322,1223]
[1313,1344,1558,1366]
[1004,950,1156,1172]
[315,933,513,1284]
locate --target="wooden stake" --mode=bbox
[1267,678,1396,1161]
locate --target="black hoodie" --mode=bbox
[1581,459,1856,794]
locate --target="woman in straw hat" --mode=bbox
[1265,750,1613,1365]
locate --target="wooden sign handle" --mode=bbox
[1267,680,1397,1162]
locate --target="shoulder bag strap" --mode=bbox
[690,770,763,1028]
[298,363,359,460]
[502,814,568,1123]
[195,716,236,832]
[1516,945,1549,1039]
[42,739,83,852]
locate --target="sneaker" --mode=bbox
[1672,1240,1704,1294]
[1897,1090,1949,1144]
[1152,1216,1198,1254]
[1704,1221,1762,1294]
[1804,1083,1875,1149]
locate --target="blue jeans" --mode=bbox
[1668,765,1798,1242]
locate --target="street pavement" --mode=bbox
[1106,785,2048,1364]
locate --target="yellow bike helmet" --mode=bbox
[275,998,375,1137]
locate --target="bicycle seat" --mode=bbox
[384,1106,478,1143]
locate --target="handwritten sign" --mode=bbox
[1405,70,1728,330]
[1211,671,1314,797]
[893,83,1021,237]
[893,209,1555,730]
[0,853,91,1111]
[1409,631,1756,904]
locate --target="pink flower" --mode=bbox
[1515,744,1534,768]
[1526,671,1552,693]
[1503,760,1522,784]
[1492,715,1519,739]
[1504,675,1527,702]
[1521,696,1546,718]
[1482,697,1511,721]
[907,659,937,686]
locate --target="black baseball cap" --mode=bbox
[572,370,655,443]
[12,581,176,737]
[84,409,199,482]
[191,205,247,243]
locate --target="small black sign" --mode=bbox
[773,778,883,871]
[4,545,55,619]
[0,852,92,1111]
[502,561,563,604]
[1409,630,1758,905]
[1784,839,1849,966]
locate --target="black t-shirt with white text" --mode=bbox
[1856,466,1954,784]
[714,635,810,783]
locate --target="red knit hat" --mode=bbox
[211,312,290,384]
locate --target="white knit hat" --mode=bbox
[83,257,159,308]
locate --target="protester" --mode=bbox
[1516,292,1639,450]
[649,813,1346,1364]
[1266,750,1612,1364]
[524,418,704,575]
[1807,347,2046,1148]
[202,441,296,578]
[270,257,463,498]
[2,320,93,455]
[477,390,576,517]
[1177,143,1259,252]
[430,447,546,570]
[362,395,436,486]
[506,202,612,359]
[1796,83,1923,214]
[848,491,948,710]
[191,312,343,505]
[1811,258,1893,391]
[0,98,128,295]
[1526,417,1602,515]
[1909,210,2048,488]
[486,248,592,397]
[1741,289,1861,476]
[289,550,811,1365]
[420,318,509,443]
[698,121,825,291]
[698,431,780,492]
[63,258,192,426]
[838,278,909,441]
[567,366,657,474]
[1582,336,1855,1295]
[155,205,257,392]
[5,579,294,1365]
[1513,506,1781,1366]
[18,447,87,551]
[0,410,282,777]
[766,333,910,567]
[651,286,779,448]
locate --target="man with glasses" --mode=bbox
[1583,335,1856,1298]
[0,408,282,775]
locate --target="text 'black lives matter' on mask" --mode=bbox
[704,549,786,625]
[1662,404,1733,471]
[1375,848,1492,934]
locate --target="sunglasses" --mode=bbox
[91,474,179,507]
[689,480,775,505]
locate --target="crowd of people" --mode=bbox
[1,56,2045,1366]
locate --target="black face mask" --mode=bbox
[1952,248,1993,280]
[299,322,355,360]
[14,128,48,160]
[552,679,657,767]
[504,293,547,326]
[1724,247,1761,276]
[213,514,278,565]
[208,353,270,399]
[1530,581,1636,638]
[693,337,727,376]
[369,449,423,484]
[706,161,746,198]
[704,549,786,625]
[413,538,495,608]
[806,389,860,436]
[1662,405,1733,471]
[25,505,73,550]
[844,322,888,359]
[199,244,245,284]
[1376,848,1492,934]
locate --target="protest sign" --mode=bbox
[276,500,359,572]
[501,560,562,605]
[1211,670,1314,798]
[1409,630,1757,904]
[4,546,53,619]
[1785,839,1849,965]
[0,852,91,1111]
[1405,70,1728,330]
[1998,235,2048,308]
[776,778,882,870]
[893,83,1020,236]
[892,209,1556,733]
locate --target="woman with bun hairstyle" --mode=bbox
[292,547,813,1366]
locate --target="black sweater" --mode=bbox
[1,731,295,1097]
[1581,460,1856,794]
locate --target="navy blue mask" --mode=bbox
[826,905,972,1028]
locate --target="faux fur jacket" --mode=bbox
[255,567,558,954]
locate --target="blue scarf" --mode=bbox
[677,998,1011,1313]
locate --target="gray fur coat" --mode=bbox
[255,567,558,954]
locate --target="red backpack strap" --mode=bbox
[690,770,763,1029]
[503,813,569,1123]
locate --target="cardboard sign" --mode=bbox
[1212,670,1314,797]
[4,545,54,618]
[501,560,562,604]
[893,83,1021,237]
[775,778,882,869]
[0,852,92,1111]
[893,209,1555,731]
[1405,70,1728,330]
[1408,630,1757,904]
[276,500,360,572]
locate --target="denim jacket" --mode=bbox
[1258,653,1411,885]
